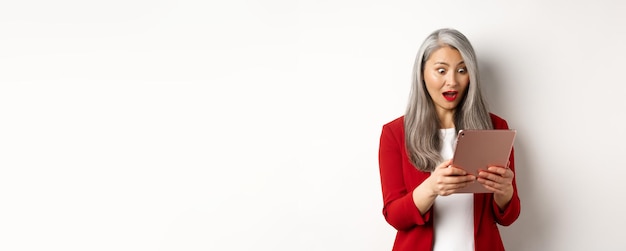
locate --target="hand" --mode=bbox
[477,165,514,209]
[427,159,477,196]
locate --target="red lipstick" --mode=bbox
[443,91,458,101]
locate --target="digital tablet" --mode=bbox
[451,129,516,193]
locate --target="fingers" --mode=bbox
[486,166,514,178]
[435,159,453,170]
[431,169,476,196]
[432,178,475,196]
[477,166,514,194]
[430,160,482,196]
[476,177,508,195]
[433,161,469,178]
[438,174,476,185]
[433,167,475,184]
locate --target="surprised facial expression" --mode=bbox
[423,46,470,114]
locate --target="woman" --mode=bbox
[378,28,520,251]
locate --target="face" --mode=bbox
[423,46,470,114]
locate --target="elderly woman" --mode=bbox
[378,28,521,251]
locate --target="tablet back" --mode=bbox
[452,129,516,193]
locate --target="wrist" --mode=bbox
[420,176,437,197]
[494,187,513,209]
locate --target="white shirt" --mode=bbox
[432,128,475,251]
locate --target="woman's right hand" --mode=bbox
[412,159,477,214]
[426,159,477,196]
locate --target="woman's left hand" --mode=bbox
[477,165,514,210]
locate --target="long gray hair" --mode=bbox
[405,28,493,172]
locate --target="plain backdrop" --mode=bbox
[1,1,625,250]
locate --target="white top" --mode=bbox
[432,128,475,251]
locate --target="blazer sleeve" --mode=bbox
[378,122,432,231]
[491,117,521,226]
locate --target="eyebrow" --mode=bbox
[433,61,465,66]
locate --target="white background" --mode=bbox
[1,1,625,250]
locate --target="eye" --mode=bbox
[457,67,467,74]
[437,68,446,74]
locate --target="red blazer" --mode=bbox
[378,114,520,251]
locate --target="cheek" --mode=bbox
[424,73,443,89]
[459,75,470,89]
[423,80,439,97]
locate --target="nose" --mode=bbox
[445,71,458,87]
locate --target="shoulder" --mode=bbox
[383,116,404,128]
[489,113,510,129]
[380,116,405,140]
[380,116,405,148]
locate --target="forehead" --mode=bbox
[426,46,464,63]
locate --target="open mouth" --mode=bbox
[442,91,458,101]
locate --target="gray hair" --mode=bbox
[405,28,493,172]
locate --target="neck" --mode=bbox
[436,109,455,129]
